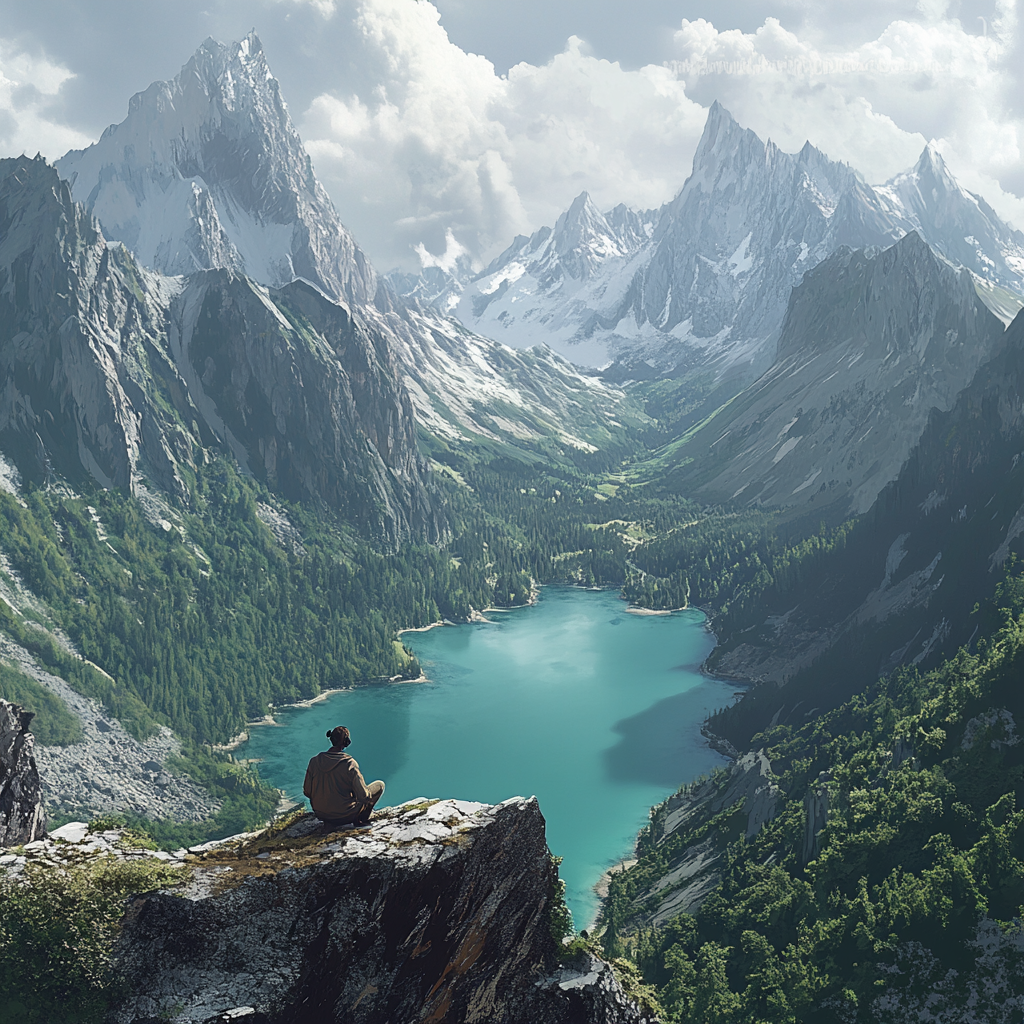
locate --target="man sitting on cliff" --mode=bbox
[303,725,385,828]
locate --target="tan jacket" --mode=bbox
[303,750,372,820]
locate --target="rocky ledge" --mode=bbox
[88,797,652,1024]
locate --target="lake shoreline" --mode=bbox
[239,586,732,928]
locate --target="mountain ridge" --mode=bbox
[399,103,1024,377]
[57,31,378,307]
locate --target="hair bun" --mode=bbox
[325,730,332,739]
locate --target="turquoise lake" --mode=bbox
[240,587,734,927]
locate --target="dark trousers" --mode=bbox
[321,780,385,826]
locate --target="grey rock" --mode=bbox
[962,708,1020,752]
[0,633,220,823]
[802,771,831,864]
[0,699,46,846]
[110,798,649,1024]
[666,230,1009,519]
[0,154,441,543]
[615,749,780,930]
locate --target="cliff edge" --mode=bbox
[107,797,649,1024]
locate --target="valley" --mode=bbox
[3,25,1024,1024]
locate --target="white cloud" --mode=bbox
[7,1,1021,273]
[667,7,1024,230]
[295,0,1024,272]
[299,0,707,270]
[0,40,92,158]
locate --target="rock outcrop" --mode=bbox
[108,798,649,1024]
[613,751,780,928]
[801,771,831,865]
[0,699,46,846]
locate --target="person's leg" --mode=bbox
[355,781,385,823]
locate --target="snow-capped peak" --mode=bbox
[873,143,1024,297]
[57,33,376,304]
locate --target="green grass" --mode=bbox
[0,662,83,746]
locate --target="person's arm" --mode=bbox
[345,758,373,803]
[303,761,315,800]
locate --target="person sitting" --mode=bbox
[303,725,386,828]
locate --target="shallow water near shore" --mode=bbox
[240,587,734,927]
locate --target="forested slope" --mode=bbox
[602,569,1024,1022]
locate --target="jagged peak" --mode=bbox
[566,189,595,213]
[705,99,737,129]
[558,190,603,229]
[916,140,947,172]
[190,30,267,70]
[697,101,747,145]
[889,227,935,260]
[689,101,769,181]
[884,141,960,198]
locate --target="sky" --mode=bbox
[0,0,1021,272]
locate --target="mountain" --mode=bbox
[642,230,1009,520]
[876,142,1024,298]
[426,191,659,369]
[419,104,1024,375]
[57,33,377,306]
[707,304,1024,744]
[0,155,439,541]
[55,33,640,465]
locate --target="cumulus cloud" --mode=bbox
[3,0,1022,274]
[0,40,92,157]
[299,0,707,270]
[292,0,1024,272]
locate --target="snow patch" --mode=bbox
[727,233,753,277]
[791,468,822,495]
[772,436,801,464]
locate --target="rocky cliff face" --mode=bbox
[0,155,193,498]
[103,798,648,1024]
[0,156,440,541]
[172,272,442,539]
[608,751,780,931]
[0,699,46,846]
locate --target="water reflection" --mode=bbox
[603,682,725,788]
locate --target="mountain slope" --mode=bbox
[705,304,1024,745]
[642,231,1009,520]
[877,143,1024,297]
[0,155,439,542]
[57,33,641,468]
[0,156,192,498]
